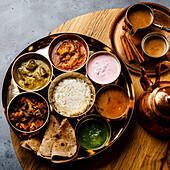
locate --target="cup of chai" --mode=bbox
[125,3,154,36]
[141,32,169,58]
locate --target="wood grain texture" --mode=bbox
[10,9,170,170]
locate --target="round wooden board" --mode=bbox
[10,9,170,170]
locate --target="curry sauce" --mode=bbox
[51,39,87,71]
[16,59,51,91]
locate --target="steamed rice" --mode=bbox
[53,78,92,116]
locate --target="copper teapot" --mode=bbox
[137,61,170,137]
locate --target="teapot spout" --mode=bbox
[140,67,153,91]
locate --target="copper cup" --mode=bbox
[125,3,154,36]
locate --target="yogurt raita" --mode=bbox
[87,52,121,84]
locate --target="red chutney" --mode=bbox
[95,86,130,119]
[51,39,87,71]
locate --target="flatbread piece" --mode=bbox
[51,118,77,162]
[37,115,60,159]
[20,136,42,153]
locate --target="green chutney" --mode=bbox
[77,119,109,150]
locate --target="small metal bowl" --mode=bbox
[86,51,121,85]
[141,32,169,58]
[125,3,154,36]
[95,85,130,120]
[48,33,89,72]
[12,52,53,92]
[75,114,111,150]
[7,92,50,137]
[48,72,95,118]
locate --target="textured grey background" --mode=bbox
[0,0,169,169]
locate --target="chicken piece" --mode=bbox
[57,41,75,57]
[32,71,42,81]
[39,66,48,77]
[24,77,34,86]
[61,54,71,61]
[26,60,38,71]
[63,52,80,69]
[73,40,80,52]
[18,68,28,80]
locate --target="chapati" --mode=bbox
[20,136,41,153]
[37,115,60,159]
[51,118,77,162]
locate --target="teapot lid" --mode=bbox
[154,86,170,119]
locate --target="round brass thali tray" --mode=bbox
[2,33,135,161]
[110,2,170,75]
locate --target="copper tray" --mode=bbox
[2,33,135,161]
[110,2,170,75]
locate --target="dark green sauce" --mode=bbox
[77,119,109,150]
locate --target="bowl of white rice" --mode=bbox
[48,72,95,117]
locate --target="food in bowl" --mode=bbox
[141,32,169,58]
[53,78,91,116]
[126,4,153,33]
[12,52,52,91]
[86,51,121,84]
[7,92,49,132]
[75,115,111,150]
[48,72,95,117]
[49,34,89,72]
[95,85,130,119]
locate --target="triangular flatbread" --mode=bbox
[37,115,60,159]
[21,136,42,153]
[51,118,77,163]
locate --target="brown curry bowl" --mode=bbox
[12,52,53,92]
[48,33,89,72]
[7,92,50,139]
[95,85,130,120]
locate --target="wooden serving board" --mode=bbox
[10,8,170,170]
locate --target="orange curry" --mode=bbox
[51,39,87,71]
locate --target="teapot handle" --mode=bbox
[153,63,161,89]
[153,61,170,89]
[140,61,170,91]
[140,67,153,91]
[161,60,170,68]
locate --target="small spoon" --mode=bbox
[153,23,170,33]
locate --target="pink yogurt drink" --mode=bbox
[87,52,121,84]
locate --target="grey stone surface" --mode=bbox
[0,0,169,169]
